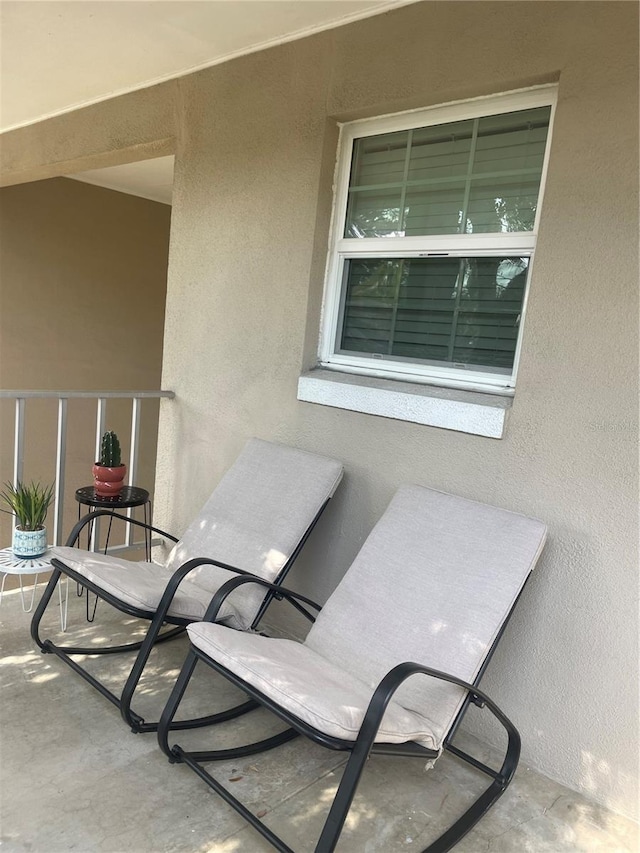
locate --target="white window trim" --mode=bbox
[318,85,557,394]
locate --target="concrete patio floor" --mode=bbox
[1,582,637,853]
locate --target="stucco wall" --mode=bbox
[1,2,637,822]
[0,177,170,547]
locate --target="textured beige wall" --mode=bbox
[1,1,637,822]
[0,177,170,548]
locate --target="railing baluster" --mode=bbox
[53,399,68,546]
[12,398,26,536]
[126,397,142,547]
[94,398,107,461]
[13,398,25,486]
[91,399,107,551]
[128,397,141,487]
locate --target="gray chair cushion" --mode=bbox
[53,439,343,630]
[165,439,343,627]
[50,550,225,622]
[305,485,547,748]
[188,622,439,747]
[188,485,546,748]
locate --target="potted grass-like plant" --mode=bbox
[0,480,55,558]
[93,430,127,497]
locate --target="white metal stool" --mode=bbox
[0,547,68,630]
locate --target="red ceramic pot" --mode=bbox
[92,463,127,497]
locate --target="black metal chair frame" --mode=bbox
[31,502,329,735]
[158,573,527,853]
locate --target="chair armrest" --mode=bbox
[201,574,323,624]
[368,663,517,734]
[64,509,179,548]
[140,557,253,624]
[141,557,322,631]
[356,663,520,782]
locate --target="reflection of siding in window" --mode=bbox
[340,257,528,370]
[346,108,550,238]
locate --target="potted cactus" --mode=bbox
[93,431,127,497]
[0,480,55,558]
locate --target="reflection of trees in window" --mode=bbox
[346,205,407,239]
[456,258,529,367]
[494,196,537,233]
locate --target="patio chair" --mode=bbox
[31,438,343,734]
[158,484,547,852]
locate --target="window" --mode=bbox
[319,88,556,394]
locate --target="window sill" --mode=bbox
[297,369,512,438]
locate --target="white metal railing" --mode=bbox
[0,390,174,548]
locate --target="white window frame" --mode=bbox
[319,86,557,395]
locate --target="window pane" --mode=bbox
[393,259,459,362]
[453,257,527,367]
[349,129,409,187]
[465,108,550,233]
[338,256,528,372]
[406,121,474,182]
[404,182,466,235]
[473,111,549,175]
[345,187,404,237]
[344,106,551,237]
[466,175,541,233]
[339,259,397,354]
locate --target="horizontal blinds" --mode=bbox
[345,106,551,238]
[339,257,528,370]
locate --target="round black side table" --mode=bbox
[75,486,152,559]
[74,486,152,622]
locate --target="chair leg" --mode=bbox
[418,729,521,853]
[120,605,179,731]
[158,647,200,758]
[175,747,296,853]
[39,628,184,658]
[32,573,255,735]
[165,699,261,732]
[315,736,373,852]
[30,567,63,650]
[316,734,519,853]
[120,612,262,734]
[157,649,298,759]
[420,779,510,853]
[31,568,182,731]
